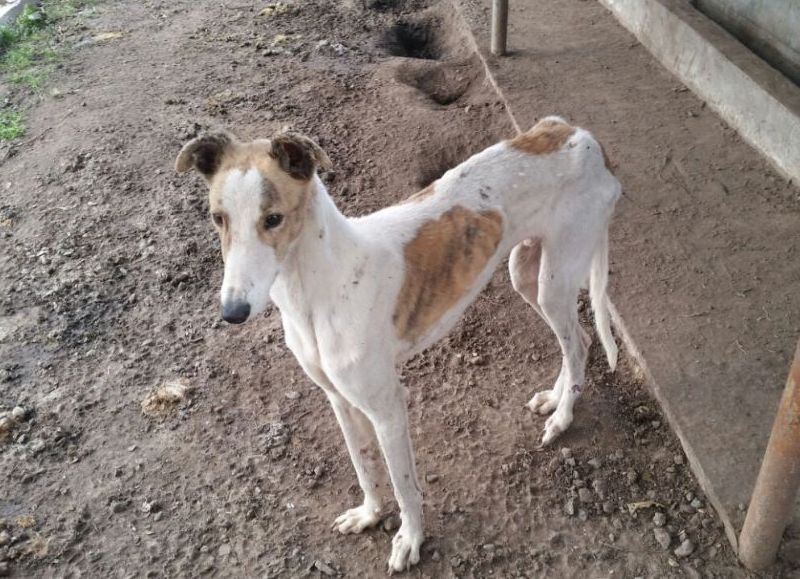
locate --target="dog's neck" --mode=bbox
[271,177,360,311]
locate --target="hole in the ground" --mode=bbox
[364,0,432,13]
[391,58,480,107]
[380,18,443,60]
[394,60,477,106]
[415,145,466,187]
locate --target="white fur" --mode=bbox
[213,122,620,572]
[220,168,278,317]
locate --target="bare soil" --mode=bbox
[0,0,795,577]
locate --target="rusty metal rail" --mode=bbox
[739,339,800,571]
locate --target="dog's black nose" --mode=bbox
[222,301,250,324]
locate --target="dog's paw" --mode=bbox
[332,505,381,534]
[541,408,573,446]
[527,389,559,415]
[387,524,423,574]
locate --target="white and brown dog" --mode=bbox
[176,116,620,572]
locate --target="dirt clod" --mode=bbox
[141,380,191,417]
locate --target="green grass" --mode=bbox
[0,110,25,140]
[0,1,96,140]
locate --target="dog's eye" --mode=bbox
[264,213,284,229]
[211,213,224,227]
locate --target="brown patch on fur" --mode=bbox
[509,119,575,155]
[402,183,436,204]
[599,141,615,173]
[394,206,504,342]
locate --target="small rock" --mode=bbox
[680,503,696,515]
[110,500,129,514]
[578,509,588,522]
[565,458,576,468]
[602,501,614,514]
[425,473,439,483]
[578,488,592,503]
[586,458,602,469]
[0,562,8,577]
[383,515,399,532]
[128,445,137,452]
[313,560,336,576]
[674,539,695,558]
[690,498,703,509]
[482,543,495,551]
[431,550,441,562]
[285,390,301,400]
[0,531,9,546]
[11,406,27,421]
[673,454,685,465]
[592,479,607,499]
[28,438,45,455]
[564,498,576,516]
[653,512,667,527]
[654,528,671,550]
[626,470,638,485]
[560,447,573,460]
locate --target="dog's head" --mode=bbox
[175,130,331,324]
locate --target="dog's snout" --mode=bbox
[222,300,251,324]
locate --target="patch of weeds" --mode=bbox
[3,40,56,88]
[0,110,25,140]
[0,25,20,52]
[0,0,96,137]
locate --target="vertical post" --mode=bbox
[491,0,509,56]
[739,340,800,571]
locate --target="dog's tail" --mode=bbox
[589,230,618,371]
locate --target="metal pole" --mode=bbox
[491,0,508,56]
[739,340,800,571]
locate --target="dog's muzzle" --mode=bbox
[222,300,251,324]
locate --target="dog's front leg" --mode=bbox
[360,388,423,573]
[327,391,387,534]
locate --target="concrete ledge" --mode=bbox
[598,0,800,184]
[0,0,35,27]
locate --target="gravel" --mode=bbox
[653,512,667,527]
[674,539,695,558]
[313,560,336,576]
[654,527,671,550]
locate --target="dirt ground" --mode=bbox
[0,0,796,577]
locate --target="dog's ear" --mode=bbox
[269,132,332,180]
[175,131,235,180]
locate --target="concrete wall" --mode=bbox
[695,0,800,85]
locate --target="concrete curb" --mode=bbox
[0,0,36,27]
[598,0,800,184]
[449,0,789,555]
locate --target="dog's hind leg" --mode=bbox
[535,232,594,446]
[328,391,388,534]
[509,239,590,416]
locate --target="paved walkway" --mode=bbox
[458,0,800,550]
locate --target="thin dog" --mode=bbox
[175,116,620,573]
